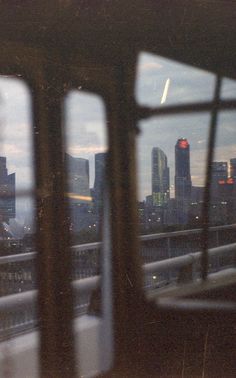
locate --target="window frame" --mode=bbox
[1,36,236,377]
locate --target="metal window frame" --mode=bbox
[0,43,76,377]
[0,38,236,377]
[135,69,236,281]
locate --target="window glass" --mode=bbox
[65,91,112,377]
[136,53,236,295]
[207,111,236,273]
[0,77,36,373]
[221,78,236,100]
[137,113,210,290]
[135,52,215,107]
[137,111,236,289]
[209,110,236,226]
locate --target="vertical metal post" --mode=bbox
[167,237,171,282]
[201,76,222,280]
[100,184,113,371]
[106,59,144,373]
[32,61,76,378]
[215,230,220,271]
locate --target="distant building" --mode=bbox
[217,177,236,223]
[66,153,90,202]
[175,138,192,201]
[152,147,170,206]
[66,153,91,232]
[93,152,107,211]
[175,138,192,223]
[165,198,178,225]
[230,158,236,178]
[191,186,204,203]
[145,195,153,208]
[211,161,228,200]
[188,186,204,224]
[0,157,15,223]
[209,161,236,224]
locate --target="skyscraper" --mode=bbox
[175,138,192,201]
[93,152,107,210]
[211,161,228,200]
[66,153,90,201]
[66,153,92,232]
[175,138,192,223]
[230,158,236,178]
[211,161,228,182]
[152,147,170,206]
[0,157,16,223]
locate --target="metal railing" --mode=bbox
[0,224,236,339]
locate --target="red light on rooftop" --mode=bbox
[178,139,189,149]
[218,180,225,185]
[227,177,234,184]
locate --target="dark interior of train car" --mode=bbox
[0,1,236,377]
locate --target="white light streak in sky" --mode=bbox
[161,78,170,104]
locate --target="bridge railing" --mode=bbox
[0,224,236,339]
[1,224,236,297]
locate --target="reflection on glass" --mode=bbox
[135,52,215,107]
[65,91,112,377]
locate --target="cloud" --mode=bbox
[68,145,106,156]
[139,61,162,72]
[0,143,24,155]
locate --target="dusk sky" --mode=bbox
[0,51,236,218]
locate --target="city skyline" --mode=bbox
[0,52,236,218]
[2,141,236,228]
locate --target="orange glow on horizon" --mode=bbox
[66,193,92,201]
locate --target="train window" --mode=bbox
[64,91,112,376]
[209,110,236,229]
[135,52,236,297]
[135,52,215,107]
[0,3,236,376]
[0,77,37,373]
[137,112,209,290]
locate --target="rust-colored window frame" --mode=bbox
[1,40,236,377]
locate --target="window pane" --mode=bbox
[137,104,236,297]
[65,91,112,377]
[135,52,215,107]
[0,77,37,374]
[137,113,210,291]
[210,111,236,225]
[221,78,236,100]
[208,111,236,271]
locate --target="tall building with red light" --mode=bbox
[175,138,192,201]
